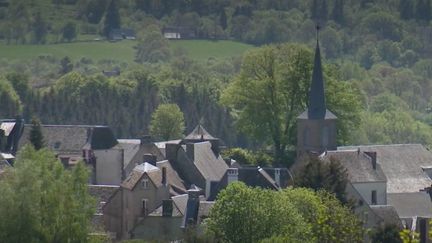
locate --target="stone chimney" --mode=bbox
[162,199,173,217]
[165,143,179,161]
[227,168,239,184]
[143,153,156,166]
[365,151,377,170]
[274,168,281,186]
[140,135,152,144]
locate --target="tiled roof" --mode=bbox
[88,185,119,214]
[370,205,402,228]
[388,192,432,218]
[191,142,228,181]
[323,150,387,183]
[19,125,117,153]
[121,163,160,190]
[184,125,216,141]
[339,144,432,193]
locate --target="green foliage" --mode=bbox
[207,182,364,243]
[103,0,121,37]
[222,44,362,163]
[63,22,77,42]
[294,156,349,204]
[135,30,171,63]
[29,117,45,150]
[400,229,420,243]
[369,224,402,243]
[149,104,185,141]
[222,148,273,166]
[0,146,95,243]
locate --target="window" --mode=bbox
[142,179,149,189]
[142,199,148,215]
[371,190,377,205]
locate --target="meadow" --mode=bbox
[0,39,254,63]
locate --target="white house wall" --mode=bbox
[95,149,124,185]
[352,181,387,205]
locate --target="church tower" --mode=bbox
[297,27,337,158]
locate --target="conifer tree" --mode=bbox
[103,0,121,38]
[29,117,44,150]
[331,0,344,24]
[399,0,414,19]
[311,0,319,20]
[220,8,227,30]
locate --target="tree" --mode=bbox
[206,182,314,243]
[62,22,77,42]
[29,117,44,150]
[32,12,48,44]
[220,8,227,30]
[370,224,403,243]
[399,0,414,20]
[332,0,345,24]
[294,155,350,204]
[221,44,363,164]
[60,56,74,75]
[149,104,185,141]
[103,0,121,38]
[206,183,364,243]
[0,146,95,242]
[135,30,171,63]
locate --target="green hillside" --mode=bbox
[0,40,253,62]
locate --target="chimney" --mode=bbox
[274,168,281,186]
[143,153,156,166]
[165,143,179,161]
[186,143,195,160]
[162,167,167,185]
[162,199,173,217]
[140,135,152,144]
[365,151,377,170]
[227,168,239,184]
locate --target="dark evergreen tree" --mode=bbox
[29,117,44,150]
[331,0,344,24]
[319,0,328,22]
[311,0,319,20]
[220,8,227,30]
[60,57,73,75]
[62,22,77,42]
[399,0,414,19]
[32,12,48,44]
[103,0,121,38]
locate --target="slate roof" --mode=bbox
[370,205,403,228]
[297,109,337,120]
[190,142,228,181]
[19,125,118,153]
[88,185,120,214]
[388,192,432,218]
[339,144,432,193]
[323,150,387,183]
[184,125,216,141]
[121,163,161,190]
[157,160,187,194]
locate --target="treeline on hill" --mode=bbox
[2,0,432,162]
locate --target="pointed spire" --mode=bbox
[308,25,327,119]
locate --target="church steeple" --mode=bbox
[296,25,337,159]
[308,26,326,119]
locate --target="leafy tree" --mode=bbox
[222,148,272,166]
[0,146,95,242]
[370,224,403,243]
[221,44,362,163]
[62,22,77,42]
[207,183,364,243]
[149,104,185,141]
[135,30,171,63]
[29,117,44,150]
[294,155,349,204]
[103,0,121,38]
[207,182,314,243]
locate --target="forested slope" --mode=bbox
[1,0,432,162]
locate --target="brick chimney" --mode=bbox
[227,168,239,184]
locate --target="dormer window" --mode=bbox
[142,179,149,189]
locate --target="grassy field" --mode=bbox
[0,40,254,63]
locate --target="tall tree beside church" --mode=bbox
[29,117,44,150]
[221,44,363,164]
[103,0,121,38]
